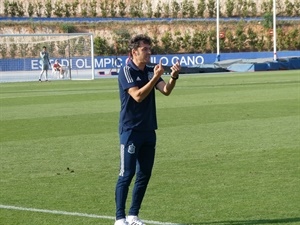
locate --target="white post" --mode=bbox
[273,0,277,61]
[216,0,220,62]
[90,33,95,79]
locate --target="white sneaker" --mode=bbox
[114,218,128,225]
[126,215,146,225]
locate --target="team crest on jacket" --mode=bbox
[128,143,136,154]
[148,72,154,80]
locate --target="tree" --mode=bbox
[54,0,63,17]
[4,0,9,16]
[81,0,88,17]
[261,0,272,14]
[94,37,112,55]
[248,0,257,17]
[27,2,34,17]
[294,0,300,16]
[192,31,208,53]
[162,2,170,18]
[146,0,153,18]
[171,0,180,18]
[109,2,117,17]
[181,0,189,18]
[208,30,217,53]
[181,32,192,52]
[225,30,235,52]
[118,1,127,17]
[196,0,206,18]
[226,0,234,17]
[235,23,247,51]
[151,35,162,54]
[9,43,17,58]
[71,0,79,17]
[20,43,29,57]
[161,31,173,53]
[129,0,143,18]
[172,31,183,52]
[247,27,258,51]
[256,36,265,52]
[207,0,215,17]
[16,1,25,17]
[154,0,162,18]
[113,29,131,54]
[57,41,68,57]
[64,3,71,17]
[9,1,17,17]
[262,12,273,29]
[45,0,52,18]
[0,44,7,58]
[188,0,196,18]
[285,0,294,16]
[100,0,108,17]
[35,1,43,17]
[89,0,97,17]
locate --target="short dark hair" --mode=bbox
[42,46,47,49]
[128,34,152,52]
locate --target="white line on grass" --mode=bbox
[0,204,181,225]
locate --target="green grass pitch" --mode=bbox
[0,70,299,225]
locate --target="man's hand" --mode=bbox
[154,59,164,79]
[170,60,181,78]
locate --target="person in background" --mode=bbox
[39,46,50,82]
[53,59,65,78]
[115,34,181,225]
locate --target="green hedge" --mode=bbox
[94,23,300,55]
[0,21,299,58]
[1,0,300,57]
[3,0,300,18]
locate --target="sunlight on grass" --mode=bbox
[1,71,299,225]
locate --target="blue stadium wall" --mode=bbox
[0,51,299,72]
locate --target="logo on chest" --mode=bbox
[148,72,154,80]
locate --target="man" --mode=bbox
[39,46,51,82]
[115,34,181,225]
[53,59,65,78]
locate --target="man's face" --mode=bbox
[43,47,46,52]
[132,42,151,64]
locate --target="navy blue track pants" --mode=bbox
[115,129,156,220]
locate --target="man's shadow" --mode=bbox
[182,217,300,225]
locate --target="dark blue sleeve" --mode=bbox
[118,66,138,91]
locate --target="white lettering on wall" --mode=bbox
[61,59,70,67]
[160,57,169,65]
[196,56,204,64]
[104,58,112,67]
[76,59,84,68]
[151,56,157,64]
[94,58,103,68]
[85,58,91,68]
[31,60,39,70]
[29,54,206,70]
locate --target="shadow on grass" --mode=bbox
[184,217,300,225]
